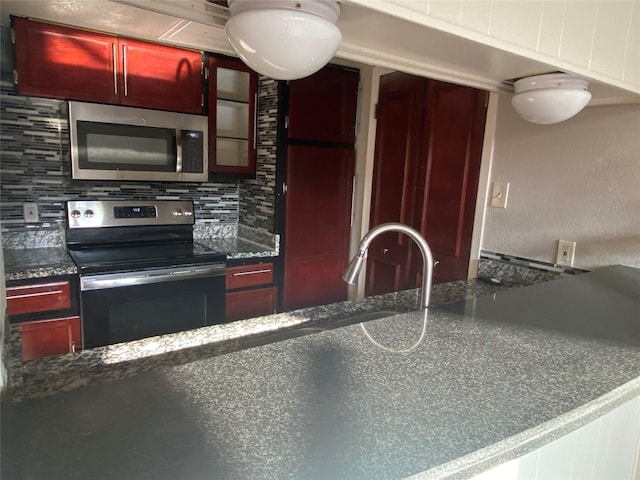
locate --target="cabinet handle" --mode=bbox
[232,269,272,277]
[71,341,76,353]
[122,45,128,96]
[112,43,118,95]
[8,290,64,300]
[176,129,183,173]
[253,92,258,150]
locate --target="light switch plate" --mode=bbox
[23,202,39,222]
[490,182,509,208]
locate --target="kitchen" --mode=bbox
[1,0,640,479]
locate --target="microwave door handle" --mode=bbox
[176,129,183,173]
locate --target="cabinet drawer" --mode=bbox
[226,287,278,321]
[226,263,274,290]
[20,316,81,362]
[6,281,72,316]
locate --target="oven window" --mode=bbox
[77,121,176,172]
[81,273,226,349]
[108,293,207,345]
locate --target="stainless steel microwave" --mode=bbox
[68,101,208,182]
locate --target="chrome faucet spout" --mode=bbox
[343,223,434,309]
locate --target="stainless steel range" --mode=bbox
[66,200,227,349]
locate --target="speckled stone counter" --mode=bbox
[2,223,279,281]
[2,266,638,480]
[6,278,508,402]
[2,247,77,281]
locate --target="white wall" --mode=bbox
[471,394,640,480]
[482,96,640,270]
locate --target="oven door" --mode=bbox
[80,263,226,349]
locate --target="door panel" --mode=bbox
[283,145,355,311]
[367,73,426,295]
[419,81,486,283]
[288,66,359,144]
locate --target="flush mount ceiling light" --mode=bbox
[225,0,342,80]
[511,73,592,125]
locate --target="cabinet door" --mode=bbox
[12,17,119,103]
[208,56,258,175]
[226,287,277,321]
[226,263,274,290]
[288,66,359,144]
[283,146,355,311]
[20,316,81,362]
[6,281,71,316]
[119,38,203,113]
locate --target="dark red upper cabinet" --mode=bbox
[208,56,258,176]
[288,66,359,144]
[12,17,119,104]
[12,17,204,114]
[118,38,203,113]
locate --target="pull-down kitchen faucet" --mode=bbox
[343,223,435,309]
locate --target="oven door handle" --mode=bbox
[81,265,226,291]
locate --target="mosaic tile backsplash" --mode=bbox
[0,33,277,235]
[239,77,277,232]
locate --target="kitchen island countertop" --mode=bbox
[2,265,639,479]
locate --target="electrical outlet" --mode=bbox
[490,182,509,208]
[23,202,39,223]
[556,240,576,267]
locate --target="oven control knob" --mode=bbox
[172,209,183,216]
[71,209,81,218]
[84,209,94,218]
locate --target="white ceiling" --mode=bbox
[1,0,637,104]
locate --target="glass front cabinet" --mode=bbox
[208,56,258,176]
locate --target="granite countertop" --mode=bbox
[3,265,638,480]
[2,236,277,281]
[2,247,77,281]
[195,236,277,261]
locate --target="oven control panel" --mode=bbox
[66,200,195,228]
[114,206,157,219]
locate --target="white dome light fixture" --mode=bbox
[225,0,342,80]
[511,73,592,125]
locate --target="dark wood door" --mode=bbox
[283,145,355,310]
[417,80,486,283]
[367,73,486,293]
[12,17,119,104]
[288,66,359,144]
[119,38,203,113]
[366,73,426,297]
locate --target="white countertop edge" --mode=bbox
[410,376,640,480]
